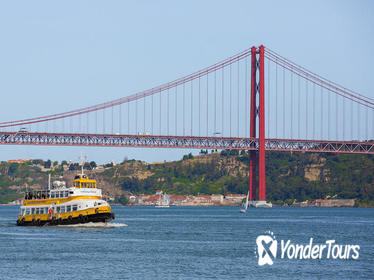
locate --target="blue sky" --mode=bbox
[0,0,373,163]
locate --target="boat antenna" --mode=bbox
[48,173,51,191]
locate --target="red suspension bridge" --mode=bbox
[1,45,373,201]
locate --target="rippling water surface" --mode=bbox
[0,206,373,279]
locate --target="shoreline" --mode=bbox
[2,204,372,208]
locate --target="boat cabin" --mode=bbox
[73,174,97,189]
[23,175,100,201]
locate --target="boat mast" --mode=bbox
[79,153,86,176]
[245,191,249,210]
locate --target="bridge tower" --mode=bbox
[249,45,266,202]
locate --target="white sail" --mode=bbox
[163,193,170,204]
[240,191,250,213]
[156,191,170,208]
[244,191,249,210]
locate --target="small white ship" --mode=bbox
[240,192,272,211]
[249,200,272,208]
[155,191,170,208]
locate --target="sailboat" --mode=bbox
[155,191,170,208]
[240,191,250,213]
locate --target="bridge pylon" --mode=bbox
[249,45,266,202]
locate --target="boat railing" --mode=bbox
[24,190,50,200]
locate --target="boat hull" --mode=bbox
[249,200,273,208]
[16,212,114,226]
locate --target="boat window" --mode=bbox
[56,206,60,213]
[64,191,69,197]
[60,206,65,213]
[51,192,55,198]
[45,207,49,214]
[60,191,64,198]
[75,181,80,188]
[72,205,78,211]
[36,208,39,215]
[93,183,96,188]
[67,205,71,212]
[26,208,30,215]
[56,192,60,198]
[20,208,23,215]
[31,208,35,215]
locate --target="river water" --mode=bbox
[0,206,373,279]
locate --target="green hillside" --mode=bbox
[0,151,373,206]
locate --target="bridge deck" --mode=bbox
[0,132,373,154]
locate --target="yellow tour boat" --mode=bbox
[16,172,115,226]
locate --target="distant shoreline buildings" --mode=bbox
[132,193,246,206]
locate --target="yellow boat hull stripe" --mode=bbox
[18,206,111,222]
[22,196,101,206]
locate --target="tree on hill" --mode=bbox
[44,160,52,169]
